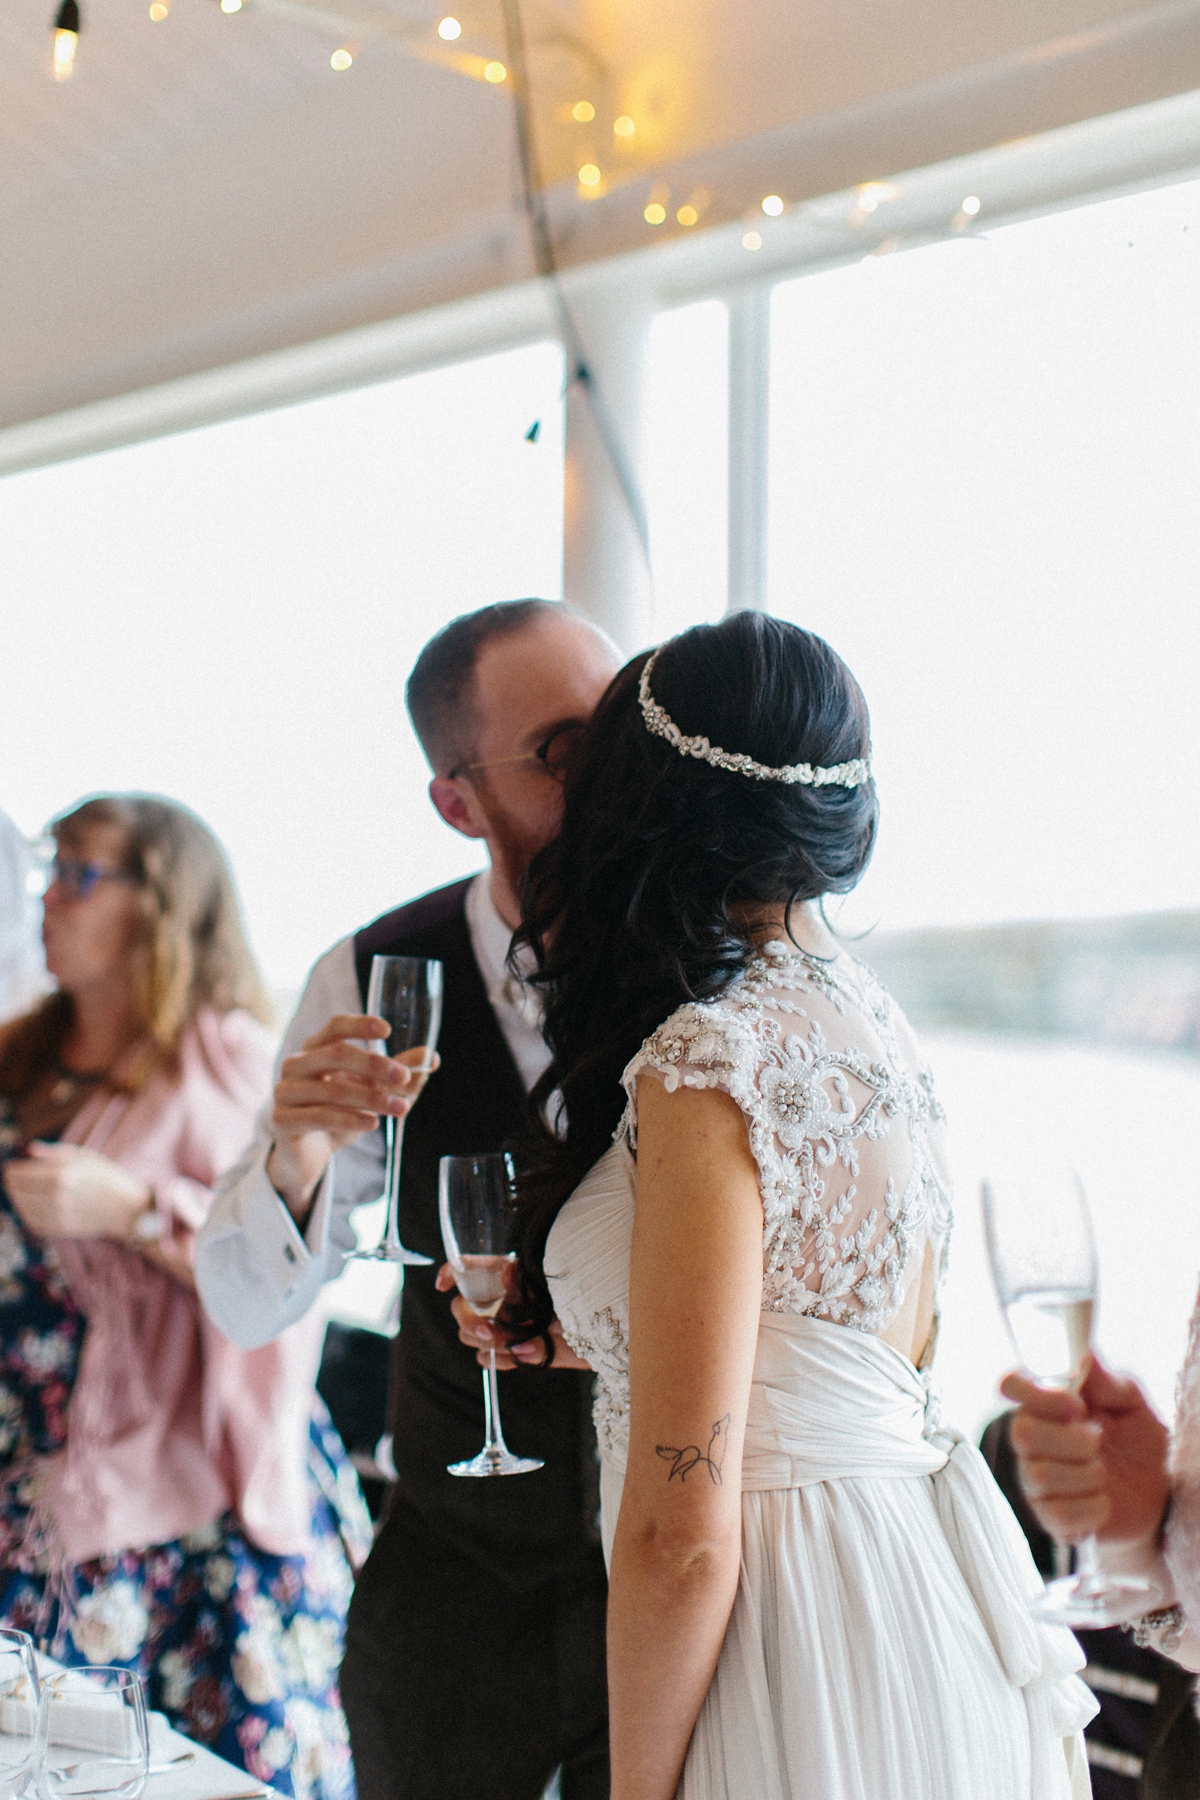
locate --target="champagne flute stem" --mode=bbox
[482,1347,508,1459]
[1073,1534,1104,1594]
[381,1114,406,1255]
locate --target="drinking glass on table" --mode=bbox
[439,1152,545,1478]
[350,954,443,1266]
[982,1161,1149,1628]
[37,1668,147,1800]
[0,1628,40,1799]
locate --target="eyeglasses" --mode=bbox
[45,858,139,901]
[449,723,586,785]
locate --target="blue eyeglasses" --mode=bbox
[46,858,139,901]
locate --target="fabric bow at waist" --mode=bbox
[739,1311,1094,1752]
[740,1310,944,1490]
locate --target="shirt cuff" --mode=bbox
[238,1159,334,1301]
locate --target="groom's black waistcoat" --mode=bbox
[354,877,600,1586]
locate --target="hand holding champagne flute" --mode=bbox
[982,1161,1149,1628]
[439,1152,545,1478]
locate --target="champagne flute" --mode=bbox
[350,955,443,1266]
[982,1161,1149,1628]
[439,1152,544,1478]
[0,1628,40,1800]
[37,1667,148,1800]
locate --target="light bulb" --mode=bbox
[148,2,168,18]
[571,100,595,122]
[643,202,666,225]
[220,0,242,13]
[52,27,77,75]
[761,194,784,217]
[437,16,461,39]
[578,163,601,187]
[856,181,896,214]
[676,204,698,227]
[483,60,506,82]
[742,230,763,251]
[51,0,79,79]
[613,114,635,138]
[330,45,353,68]
[961,194,981,216]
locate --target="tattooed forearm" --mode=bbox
[656,1414,731,1485]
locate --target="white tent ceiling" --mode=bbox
[5,0,1200,439]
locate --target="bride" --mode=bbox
[504,612,1096,1799]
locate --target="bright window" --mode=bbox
[0,341,566,995]
[769,179,1200,1432]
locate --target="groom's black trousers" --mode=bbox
[340,1497,610,1800]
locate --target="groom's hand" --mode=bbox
[1001,1358,1170,1546]
[435,1264,593,1371]
[268,1016,438,1222]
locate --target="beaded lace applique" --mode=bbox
[621,942,951,1332]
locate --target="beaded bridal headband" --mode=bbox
[638,649,872,789]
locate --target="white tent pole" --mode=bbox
[562,280,654,653]
[726,287,771,615]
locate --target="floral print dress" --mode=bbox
[0,1175,372,1800]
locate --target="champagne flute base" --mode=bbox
[1032,1571,1150,1630]
[447,1448,545,1478]
[348,1244,433,1266]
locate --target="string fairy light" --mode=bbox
[571,99,595,121]
[483,59,506,81]
[330,44,353,67]
[51,0,79,80]
[437,16,461,39]
[643,201,666,224]
[760,193,784,216]
[148,2,169,18]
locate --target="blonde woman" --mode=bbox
[0,796,370,1800]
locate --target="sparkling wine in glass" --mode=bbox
[0,1628,40,1800]
[439,1152,544,1478]
[37,1667,148,1800]
[982,1162,1149,1628]
[350,955,443,1266]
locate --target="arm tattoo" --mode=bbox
[656,1414,731,1485]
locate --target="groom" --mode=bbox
[195,599,620,1800]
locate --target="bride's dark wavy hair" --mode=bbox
[510,609,878,1341]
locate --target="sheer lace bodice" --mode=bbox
[622,940,952,1331]
[547,941,953,1468]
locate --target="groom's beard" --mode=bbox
[472,782,556,914]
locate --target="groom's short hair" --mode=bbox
[406,598,567,775]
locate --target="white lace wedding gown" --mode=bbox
[545,942,1096,1799]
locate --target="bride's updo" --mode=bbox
[512,610,877,1337]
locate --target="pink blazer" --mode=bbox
[42,1008,324,1566]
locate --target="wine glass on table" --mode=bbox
[439,1151,545,1478]
[0,1628,40,1800]
[349,954,443,1266]
[37,1667,148,1800]
[982,1161,1149,1628]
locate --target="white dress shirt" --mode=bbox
[195,872,549,1350]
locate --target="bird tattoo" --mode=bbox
[656,1414,732,1485]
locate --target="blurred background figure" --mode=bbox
[0,809,46,1026]
[979,1409,1200,1800]
[0,795,370,1800]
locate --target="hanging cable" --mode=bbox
[498,0,650,564]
